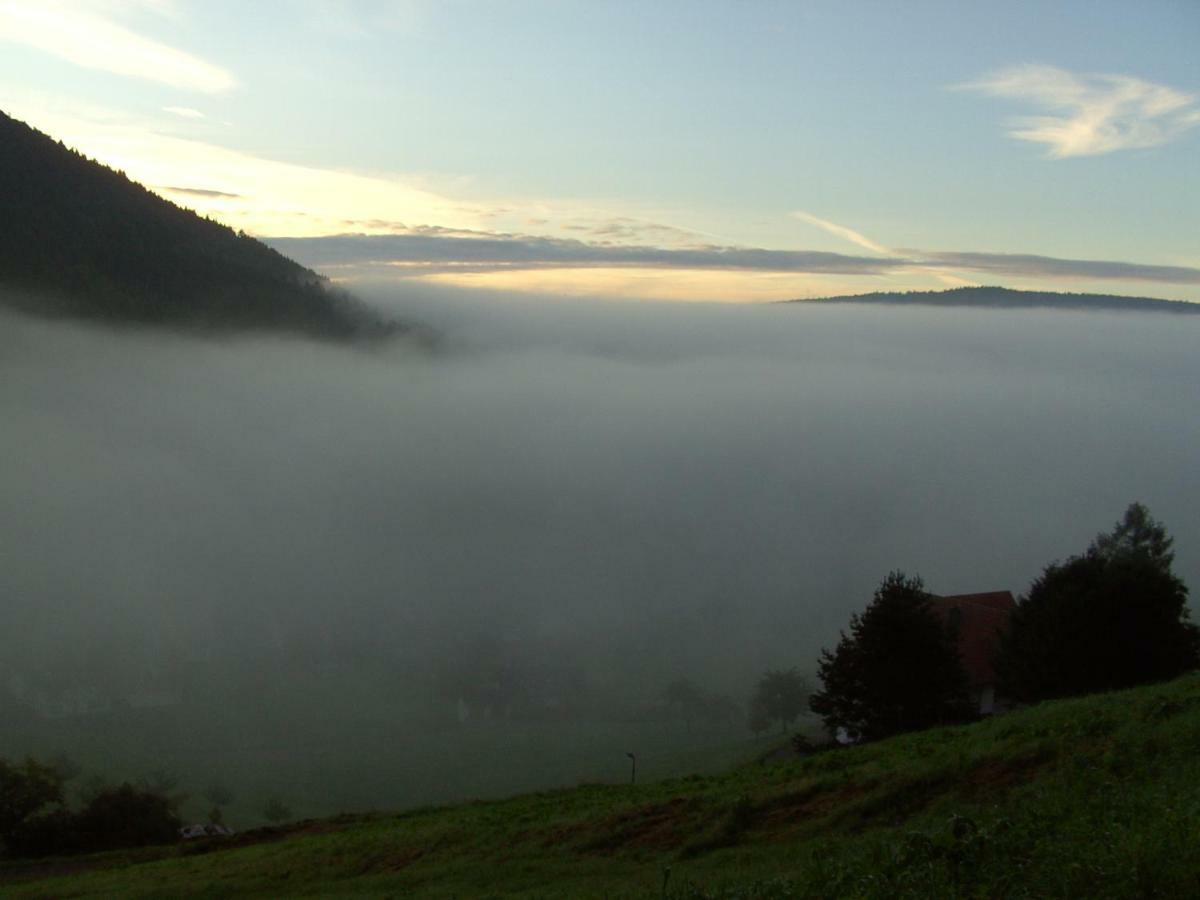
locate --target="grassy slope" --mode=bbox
[7,675,1200,898]
[3,708,766,828]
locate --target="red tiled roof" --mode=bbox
[931,591,1016,688]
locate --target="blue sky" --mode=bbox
[1,0,1197,301]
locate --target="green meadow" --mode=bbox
[7,674,1200,898]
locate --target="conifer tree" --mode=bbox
[810,572,971,741]
[998,504,1197,702]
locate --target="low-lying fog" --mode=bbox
[2,287,1197,820]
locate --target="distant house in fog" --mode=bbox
[931,591,1016,715]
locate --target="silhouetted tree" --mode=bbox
[75,774,112,807]
[139,769,179,795]
[2,763,185,858]
[663,678,706,730]
[0,758,63,852]
[662,678,742,730]
[809,572,972,741]
[997,504,1197,703]
[138,769,188,812]
[203,783,234,826]
[747,696,771,737]
[750,668,809,734]
[72,784,180,852]
[48,755,82,783]
[263,796,293,824]
[1090,502,1174,570]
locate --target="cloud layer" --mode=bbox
[962,64,1200,158]
[268,232,900,276]
[916,251,1200,285]
[267,230,1200,287]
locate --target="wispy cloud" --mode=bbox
[0,1,235,93]
[561,216,712,247]
[2,104,484,237]
[791,210,895,256]
[792,212,978,288]
[160,185,240,199]
[163,106,204,119]
[267,232,903,276]
[960,64,1200,158]
[917,250,1200,285]
[267,230,1200,287]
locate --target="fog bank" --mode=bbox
[2,289,1197,812]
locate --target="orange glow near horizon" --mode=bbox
[361,266,950,303]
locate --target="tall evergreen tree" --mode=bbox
[809,572,972,742]
[997,503,1198,703]
[1089,502,1174,570]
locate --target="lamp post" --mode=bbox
[626,752,637,785]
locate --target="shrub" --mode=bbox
[73,784,181,852]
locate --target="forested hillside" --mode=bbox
[786,285,1199,312]
[0,111,389,338]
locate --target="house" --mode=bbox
[931,591,1016,715]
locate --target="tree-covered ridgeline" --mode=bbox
[0,111,393,339]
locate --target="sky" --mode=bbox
[1,0,1197,302]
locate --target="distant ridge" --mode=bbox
[0,111,397,339]
[783,285,1199,313]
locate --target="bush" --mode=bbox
[73,784,181,852]
[5,808,80,858]
[1,756,184,859]
[0,757,63,853]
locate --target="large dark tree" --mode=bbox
[0,758,63,852]
[809,572,972,742]
[997,504,1197,703]
[72,784,181,852]
[1090,501,1175,570]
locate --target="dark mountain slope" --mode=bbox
[0,111,391,338]
[784,285,1199,313]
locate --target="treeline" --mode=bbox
[0,111,391,339]
[787,286,1200,314]
[0,757,292,859]
[795,502,1197,743]
[0,759,179,858]
[657,504,1197,747]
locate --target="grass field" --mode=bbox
[1,688,766,827]
[6,675,1200,897]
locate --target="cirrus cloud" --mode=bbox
[0,1,235,93]
[959,64,1200,158]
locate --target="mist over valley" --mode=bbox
[2,286,1196,822]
